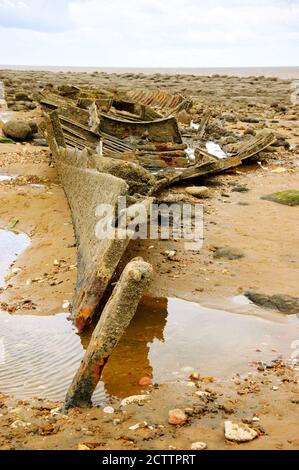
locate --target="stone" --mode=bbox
[214,247,245,261]
[261,190,299,207]
[121,395,150,407]
[185,186,210,198]
[3,120,32,141]
[191,442,207,451]
[139,377,152,387]
[78,444,91,451]
[240,116,260,124]
[32,138,48,147]
[164,250,177,261]
[15,92,31,102]
[29,122,39,134]
[232,185,250,193]
[225,421,258,442]
[168,409,187,426]
[245,292,299,315]
[103,406,115,414]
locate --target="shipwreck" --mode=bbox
[40,85,275,407]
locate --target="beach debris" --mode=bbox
[5,218,19,231]
[64,259,153,410]
[224,421,258,442]
[168,409,187,426]
[261,190,299,206]
[206,141,227,160]
[198,110,211,139]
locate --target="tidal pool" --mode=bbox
[0,296,298,404]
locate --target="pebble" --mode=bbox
[185,186,210,198]
[11,420,31,429]
[121,395,149,407]
[103,406,115,414]
[168,409,187,426]
[164,250,177,261]
[139,377,152,387]
[191,442,207,451]
[78,444,91,451]
[225,421,258,442]
[190,372,200,381]
[129,423,141,431]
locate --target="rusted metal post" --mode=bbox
[64,258,153,410]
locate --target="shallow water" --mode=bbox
[0,297,298,403]
[0,111,13,124]
[0,229,30,288]
[0,174,17,181]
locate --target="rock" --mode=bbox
[164,250,177,261]
[11,420,31,429]
[244,128,256,136]
[191,442,207,451]
[168,409,187,426]
[177,110,191,125]
[257,362,266,372]
[214,247,245,261]
[3,120,32,141]
[15,92,31,101]
[225,421,258,442]
[139,377,152,387]
[245,292,299,315]
[222,113,238,123]
[29,122,39,134]
[239,116,260,124]
[128,423,141,431]
[261,190,299,207]
[185,186,210,198]
[120,395,149,407]
[78,444,91,451]
[231,185,250,193]
[276,105,287,113]
[103,406,115,414]
[32,138,48,147]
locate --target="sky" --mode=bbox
[0,0,298,67]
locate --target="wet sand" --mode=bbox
[0,69,298,450]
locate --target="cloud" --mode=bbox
[0,0,298,66]
[0,0,73,32]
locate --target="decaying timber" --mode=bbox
[127,88,193,117]
[64,258,153,410]
[42,85,276,335]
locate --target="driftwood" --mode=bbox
[64,258,153,410]
[198,110,211,139]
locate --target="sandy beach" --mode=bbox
[0,68,298,451]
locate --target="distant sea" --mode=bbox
[0,66,299,80]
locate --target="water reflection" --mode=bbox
[0,229,31,288]
[0,296,298,403]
